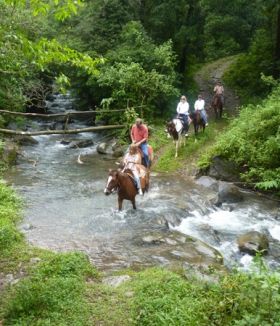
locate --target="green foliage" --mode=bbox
[0,0,101,113]
[128,265,280,326]
[199,86,280,190]
[0,182,22,251]
[224,30,274,101]
[93,22,179,120]
[3,251,97,325]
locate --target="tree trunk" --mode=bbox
[0,125,125,136]
[0,109,126,119]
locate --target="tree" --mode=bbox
[92,21,179,119]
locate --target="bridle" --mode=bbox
[104,172,120,195]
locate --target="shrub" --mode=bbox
[199,85,280,191]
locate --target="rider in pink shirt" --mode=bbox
[130,118,149,167]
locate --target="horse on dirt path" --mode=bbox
[211,94,223,119]
[104,168,149,210]
[190,111,206,135]
[166,118,188,158]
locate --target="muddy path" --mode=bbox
[194,56,240,117]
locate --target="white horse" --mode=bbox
[166,118,188,158]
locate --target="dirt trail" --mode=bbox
[194,56,240,116]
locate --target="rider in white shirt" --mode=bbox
[194,94,208,126]
[176,95,190,133]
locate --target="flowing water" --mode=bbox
[5,94,280,271]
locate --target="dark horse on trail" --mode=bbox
[104,168,149,210]
[190,111,205,135]
[210,94,223,119]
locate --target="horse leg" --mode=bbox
[214,108,218,120]
[175,140,178,158]
[131,198,136,210]
[220,107,223,119]
[118,197,123,211]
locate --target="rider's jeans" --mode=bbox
[140,142,149,167]
[134,173,141,190]
[199,109,208,123]
[178,114,189,131]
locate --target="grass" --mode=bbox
[149,118,229,174]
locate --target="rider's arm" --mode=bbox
[130,125,136,143]
[176,103,181,114]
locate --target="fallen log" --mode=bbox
[0,125,125,136]
[0,109,126,119]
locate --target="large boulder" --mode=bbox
[2,141,19,165]
[195,176,219,191]
[97,142,111,154]
[139,231,224,268]
[216,182,243,205]
[112,147,124,158]
[237,231,269,255]
[15,135,38,146]
[207,156,241,182]
[69,139,94,149]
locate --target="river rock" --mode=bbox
[15,135,39,146]
[102,275,131,288]
[139,231,223,268]
[183,262,223,284]
[207,156,241,182]
[216,182,243,205]
[237,231,269,255]
[195,176,219,191]
[112,147,124,158]
[21,223,34,231]
[97,142,109,154]
[2,141,19,165]
[69,139,94,149]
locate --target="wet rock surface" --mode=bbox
[2,141,19,165]
[15,135,39,146]
[216,182,244,205]
[237,231,269,255]
[139,231,223,268]
[207,156,241,182]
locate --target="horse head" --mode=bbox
[166,120,175,136]
[104,169,119,195]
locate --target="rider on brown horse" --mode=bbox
[213,81,224,105]
[130,118,150,168]
[194,94,208,126]
[123,144,143,195]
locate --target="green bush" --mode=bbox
[130,266,280,326]
[199,85,280,191]
[0,218,22,251]
[4,252,97,325]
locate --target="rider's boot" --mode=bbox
[138,188,143,196]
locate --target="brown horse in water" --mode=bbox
[104,168,149,210]
[190,111,205,135]
[211,94,223,119]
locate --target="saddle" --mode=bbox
[124,167,149,192]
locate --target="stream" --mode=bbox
[5,94,280,272]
